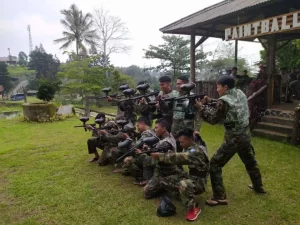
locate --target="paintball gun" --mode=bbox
[116,136,160,162]
[137,141,172,155]
[74,117,96,132]
[163,83,206,102]
[161,83,207,120]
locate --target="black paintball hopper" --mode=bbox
[119,84,130,91]
[95,117,105,124]
[123,88,135,96]
[136,83,150,91]
[80,117,89,123]
[116,119,129,127]
[102,87,111,94]
[180,83,196,93]
[143,136,160,147]
[118,138,134,149]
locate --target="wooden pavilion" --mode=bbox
[160,0,300,108]
[160,0,300,143]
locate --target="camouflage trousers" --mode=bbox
[87,136,118,162]
[144,174,206,207]
[171,119,194,135]
[123,154,154,180]
[210,127,263,199]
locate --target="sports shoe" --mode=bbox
[186,205,201,221]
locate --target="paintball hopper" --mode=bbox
[123,88,135,97]
[180,83,196,93]
[143,136,160,147]
[156,196,176,217]
[102,87,111,95]
[124,122,135,130]
[116,119,129,127]
[118,138,133,149]
[80,117,89,123]
[136,83,150,92]
[119,84,130,92]
[148,101,157,106]
[95,117,105,125]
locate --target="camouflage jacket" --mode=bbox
[154,133,178,176]
[151,143,209,180]
[172,92,201,132]
[200,88,249,135]
[219,88,249,133]
[158,90,178,118]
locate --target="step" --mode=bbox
[261,116,294,126]
[252,128,289,142]
[256,122,293,135]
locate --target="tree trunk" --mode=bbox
[76,39,79,57]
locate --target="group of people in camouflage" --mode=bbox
[85,75,266,221]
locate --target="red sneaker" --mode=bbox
[186,206,201,221]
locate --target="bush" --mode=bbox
[36,80,61,102]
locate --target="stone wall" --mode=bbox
[291,106,300,145]
[23,103,57,122]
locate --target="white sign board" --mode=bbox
[225,11,300,41]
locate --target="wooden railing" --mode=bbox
[195,81,218,98]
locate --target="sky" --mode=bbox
[0,0,263,68]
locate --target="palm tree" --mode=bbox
[54,4,98,57]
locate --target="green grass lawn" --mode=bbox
[7,66,35,76]
[0,115,300,225]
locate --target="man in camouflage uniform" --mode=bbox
[155,75,178,130]
[150,128,209,221]
[195,76,266,206]
[133,81,156,126]
[171,75,201,153]
[133,119,177,198]
[122,116,155,182]
[86,114,127,166]
[137,75,177,130]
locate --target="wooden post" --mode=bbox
[84,97,90,117]
[234,40,238,67]
[266,35,277,108]
[190,29,196,83]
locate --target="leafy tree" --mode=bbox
[108,70,135,93]
[28,45,60,80]
[18,51,28,66]
[143,35,209,83]
[0,62,13,94]
[116,65,158,89]
[204,58,250,80]
[259,40,300,69]
[54,4,98,56]
[58,58,107,97]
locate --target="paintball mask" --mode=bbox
[156,196,176,217]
